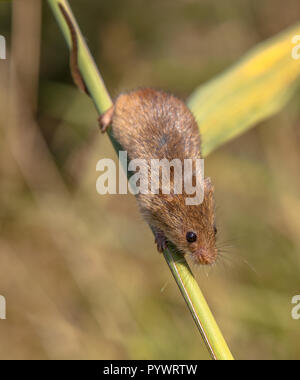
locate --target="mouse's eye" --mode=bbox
[186,231,197,243]
[214,225,218,235]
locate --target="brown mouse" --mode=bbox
[100,89,218,265]
[59,4,218,265]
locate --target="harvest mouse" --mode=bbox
[59,4,218,265]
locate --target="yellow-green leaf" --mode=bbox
[187,23,300,157]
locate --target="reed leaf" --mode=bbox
[188,23,300,157]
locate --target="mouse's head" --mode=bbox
[160,177,217,265]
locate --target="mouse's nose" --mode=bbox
[192,248,216,265]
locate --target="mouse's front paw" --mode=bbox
[154,230,167,253]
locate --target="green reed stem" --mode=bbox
[47,0,234,360]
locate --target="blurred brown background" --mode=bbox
[0,0,300,360]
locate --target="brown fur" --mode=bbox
[110,88,217,265]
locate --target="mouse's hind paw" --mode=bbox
[98,105,114,133]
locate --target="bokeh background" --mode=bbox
[0,0,300,360]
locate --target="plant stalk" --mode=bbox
[47,0,234,360]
